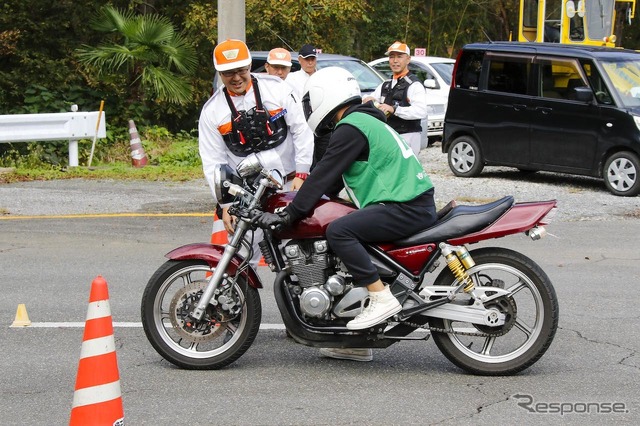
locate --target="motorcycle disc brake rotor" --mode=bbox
[169,281,226,343]
[474,295,518,336]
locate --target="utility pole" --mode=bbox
[217,0,246,42]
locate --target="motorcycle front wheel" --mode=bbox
[429,247,559,375]
[141,259,261,369]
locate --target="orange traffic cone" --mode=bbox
[128,120,148,168]
[70,276,124,426]
[209,212,267,266]
[207,212,229,277]
[210,212,229,246]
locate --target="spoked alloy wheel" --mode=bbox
[429,248,558,375]
[447,135,484,177]
[141,260,261,369]
[603,151,640,196]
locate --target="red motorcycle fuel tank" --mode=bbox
[265,192,437,274]
[265,192,357,239]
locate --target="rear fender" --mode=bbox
[448,200,557,245]
[166,243,262,289]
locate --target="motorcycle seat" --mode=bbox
[394,196,514,246]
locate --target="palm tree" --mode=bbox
[76,5,197,107]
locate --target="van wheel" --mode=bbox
[448,136,484,177]
[604,151,640,196]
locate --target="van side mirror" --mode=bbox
[574,86,594,103]
[424,78,438,89]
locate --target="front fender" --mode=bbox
[166,243,263,289]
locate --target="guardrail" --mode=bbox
[0,107,106,167]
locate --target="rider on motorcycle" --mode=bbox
[256,67,438,333]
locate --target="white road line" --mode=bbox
[22,322,286,330]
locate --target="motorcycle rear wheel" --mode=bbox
[429,247,558,375]
[141,259,261,369]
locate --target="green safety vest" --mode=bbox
[336,112,433,208]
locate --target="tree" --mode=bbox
[76,5,198,113]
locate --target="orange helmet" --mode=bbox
[267,48,292,67]
[386,41,410,55]
[213,39,252,72]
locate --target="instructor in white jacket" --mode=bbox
[199,39,314,265]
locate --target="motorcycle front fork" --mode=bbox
[189,218,251,321]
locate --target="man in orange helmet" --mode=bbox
[199,39,314,266]
[265,47,293,81]
[363,41,427,156]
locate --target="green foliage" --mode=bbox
[2,0,639,175]
[76,5,198,106]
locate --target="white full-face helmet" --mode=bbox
[302,67,361,137]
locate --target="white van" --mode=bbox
[369,56,455,147]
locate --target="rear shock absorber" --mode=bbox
[439,243,475,293]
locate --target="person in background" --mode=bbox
[286,44,331,169]
[285,44,318,99]
[265,47,292,80]
[363,41,427,156]
[255,67,437,361]
[199,39,314,267]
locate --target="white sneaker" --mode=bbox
[319,348,373,362]
[346,286,401,330]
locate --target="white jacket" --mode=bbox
[285,69,313,99]
[199,74,314,205]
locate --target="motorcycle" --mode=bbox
[141,158,559,375]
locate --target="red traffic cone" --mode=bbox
[128,120,148,168]
[70,276,124,426]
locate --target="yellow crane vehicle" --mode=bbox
[518,0,636,47]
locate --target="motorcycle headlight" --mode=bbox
[236,154,262,178]
[213,164,242,204]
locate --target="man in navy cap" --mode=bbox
[286,44,318,100]
[285,44,332,169]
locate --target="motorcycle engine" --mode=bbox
[284,240,350,318]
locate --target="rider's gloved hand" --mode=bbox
[254,211,291,231]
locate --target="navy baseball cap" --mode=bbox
[299,44,317,58]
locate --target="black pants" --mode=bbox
[326,189,436,286]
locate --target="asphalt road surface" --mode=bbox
[1,173,639,425]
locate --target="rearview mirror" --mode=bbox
[424,78,437,89]
[574,86,594,103]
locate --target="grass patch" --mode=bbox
[0,126,203,183]
[0,163,203,183]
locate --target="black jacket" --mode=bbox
[285,102,386,221]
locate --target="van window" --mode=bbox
[600,58,640,107]
[455,51,483,90]
[585,1,614,41]
[486,55,530,95]
[536,58,584,100]
[581,61,613,105]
